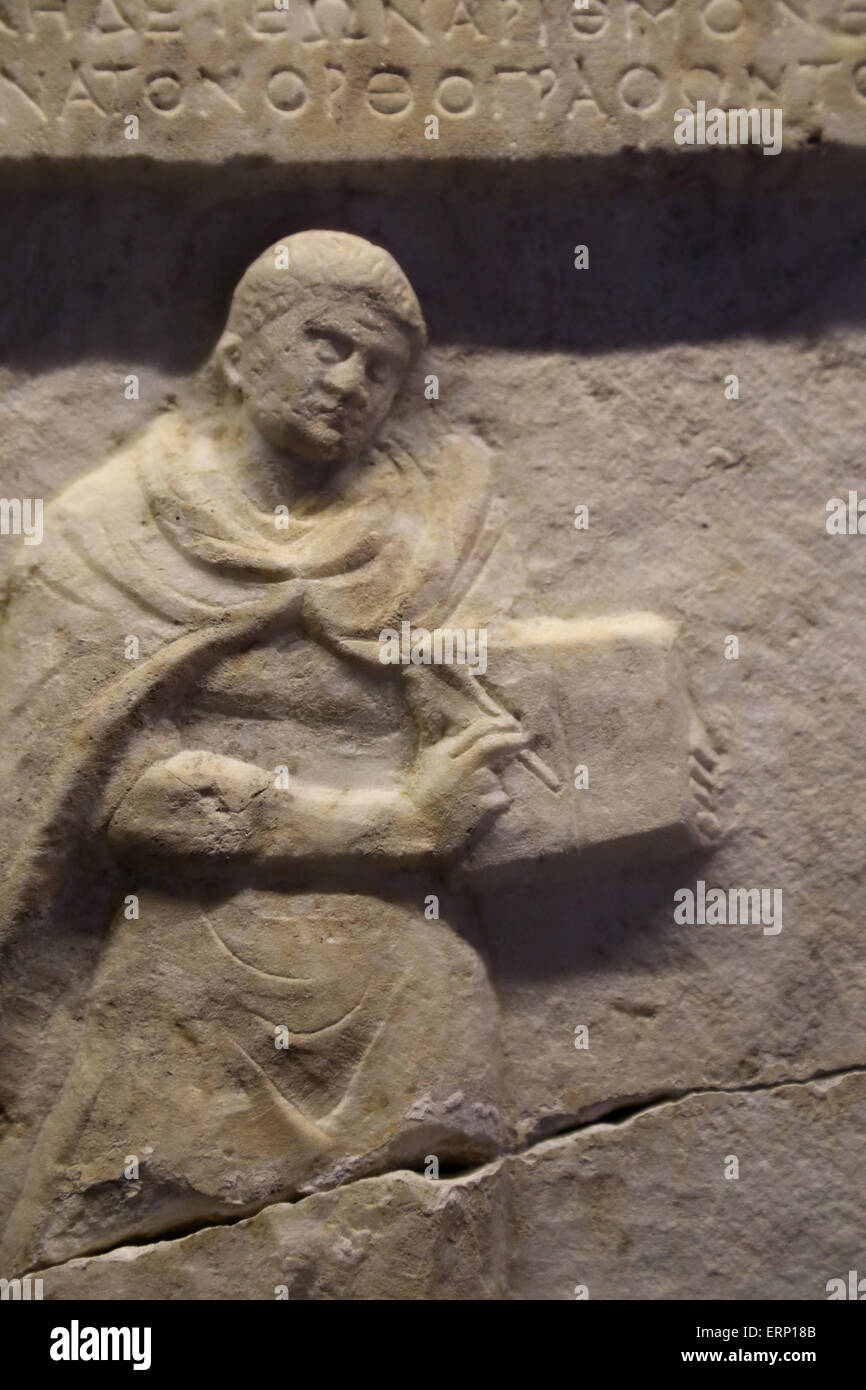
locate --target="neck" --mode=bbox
[214,404,359,516]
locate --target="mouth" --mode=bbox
[291,399,370,451]
[313,392,367,421]
[316,408,366,436]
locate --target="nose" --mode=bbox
[326,354,368,406]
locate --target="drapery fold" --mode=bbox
[0,410,507,956]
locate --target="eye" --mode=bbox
[307,329,350,363]
[366,356,390,385]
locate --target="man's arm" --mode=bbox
[106,720,527,870]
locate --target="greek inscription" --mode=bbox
[94,0,136,34]
[493,66,557,120]
[316,0,370,41]
[501,0,521,42]
[629,0,676,15]
[746,64,783,108]
[249,1,292,35]
[443,0,489,40]
[567,56,607,119]
[199,64,244,112]
[325,64,347,117]
[0,63,45,120]
[145,1,181,34]
[682,66,725,110]
[0,0,864,152]
[436,70,476,116]
[383,0,429,45]
[366,69,413,116]
[797,59,843,111]
[266,67,310,114]
[91,63,140,105]
[62,65,110,119]
[701,0,744,35]
[29,0,71,34]
[619,65,662,113]
[571,0,609,38]
[144,70,183,113]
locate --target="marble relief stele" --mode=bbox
[0,231,720,1275]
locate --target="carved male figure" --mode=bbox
[0,233,528,1270]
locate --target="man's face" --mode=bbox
[238,288,412,464]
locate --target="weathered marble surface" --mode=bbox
[33,1071,865,1299]
[1,0,865,1307]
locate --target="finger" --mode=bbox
[696,810,722,841]
[691,786,715,811]
[689,756,716,792]
[445,664,504,717]
[690,738,718,774]
[447,715,521,758]
[457,731,529,771]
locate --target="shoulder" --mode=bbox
[2,414,181,593]
[52,411,183,523]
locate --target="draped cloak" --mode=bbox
[0,410,517,1272]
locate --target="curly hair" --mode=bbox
[226,230,427,359]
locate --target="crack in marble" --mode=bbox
[26,1061,866,1279]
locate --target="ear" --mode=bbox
[216,331,243,396]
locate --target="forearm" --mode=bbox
[106,751,431,866]
[251,781,430,862]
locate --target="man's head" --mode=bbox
[217,231,426,464]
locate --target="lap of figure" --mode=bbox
[2,884,501,1274]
